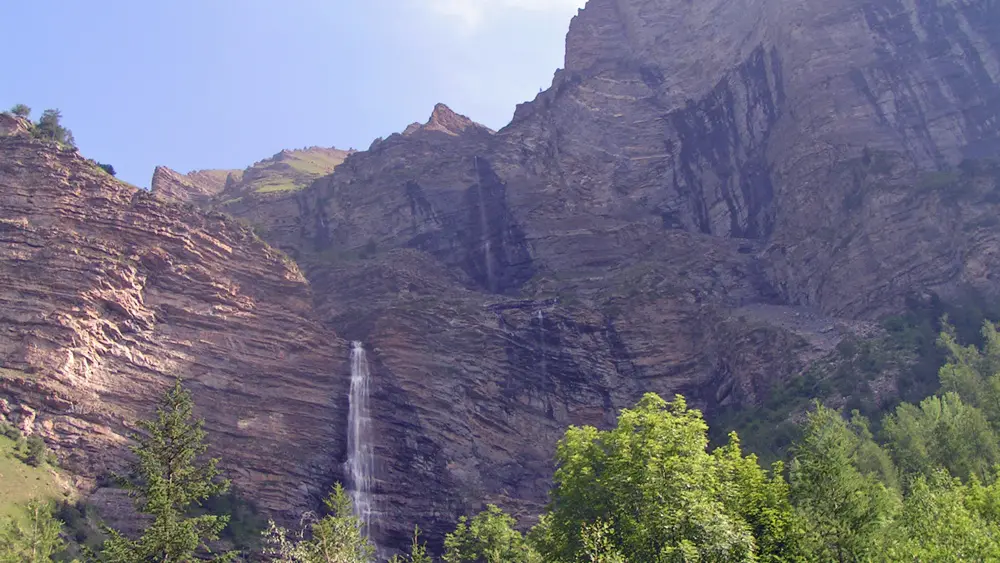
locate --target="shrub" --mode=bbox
[0,422,20,441]
[98,163,116,176]
[33,109,76,148]
[24,435,47,467]
[9,104,30,118]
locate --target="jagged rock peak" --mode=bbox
[403,103,493,137]
[150,165,233,204]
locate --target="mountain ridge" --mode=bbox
[1,0,999,554]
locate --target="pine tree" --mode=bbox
[443,505,541,563]
[9,104,30,118]
[388,526,432,563]
[790,404,899,562]
[0,501,65,563]
[261,483,374,563]
[101,379,234,562]
[33,109,75,148]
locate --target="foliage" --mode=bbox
[9,104,30,118]
[712,292,1000,462]
[24,436,47,467]
[883,392,1000,482]
[97,163,116,176]
[576,520,625,563]
[55,500,105,554]
[388,526,433,563]
[789,404,899,562]
[100,379,234,562]
[198,490,268,554]
[261,483,374,563]
[32,109,75,148]
[0,501,65,563]
[879,471,1000,561]
[0,423,19,441]
[539,393,798,562]
[443,505,540,563]
[937,319,1000,425]
[0,434,68,526]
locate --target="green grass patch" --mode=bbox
[284,153,345,176]
[254,180,302,194]
[0,434,71,524]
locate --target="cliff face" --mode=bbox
[150,166,239,206]
[0,134,349,518]
[2,0,999,555]
[247,0,1000,549]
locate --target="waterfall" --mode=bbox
[537,310,547,378]
[346,341,375,537]
[474,156,496,292]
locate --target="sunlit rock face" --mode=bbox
[0,135,349,521]
[270,0,1000,549]
[2,0,999,555]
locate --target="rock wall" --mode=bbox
[3,0,999,555]
[251,0,1000,549]
[0,136,349,518]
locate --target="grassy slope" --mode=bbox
[0,434,72,522]
[248,149,348,194]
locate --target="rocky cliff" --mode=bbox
[0,131,350,519]
[1,0,999,556]
[245,0,1000,549]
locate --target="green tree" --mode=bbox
[848,411,899,491]
[33,109,75,148]
[713,436,805,562]
[388,526,432,563]
[938,320,1000,425]
[100,379,234,562]
[539,393,795,562]
[261,483,374,563]
[9,104,30,118]
[878,471,1000,561]
[0,501,66,563]
[443,505,540,563]
[577,520,626,563]
[789,404,899,562]
[883,392,1000,481]
[24,435,47,467]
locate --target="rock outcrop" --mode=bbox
[232,0,1000,549]
[2,0,999,556]
[150,166,238,205]
[0,135,350,518]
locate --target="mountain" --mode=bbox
[0,128,349,520]
[1,0,999,554]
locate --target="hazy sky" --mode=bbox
[3,0,585,187]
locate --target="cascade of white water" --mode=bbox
[537,310,547,377]
[346,341,375,537]
[474,156,496,292]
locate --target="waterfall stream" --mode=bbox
[347,341,375,538]
[537,310,547,378]
[474,156,496,292]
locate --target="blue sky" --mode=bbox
[3,0,584,187]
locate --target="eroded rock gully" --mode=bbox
[2,0,1000,554]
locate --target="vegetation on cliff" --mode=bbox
[100,380,234,562]
[4,105,76,148]
[9,319,1000,561]
[325,319,1000,562]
